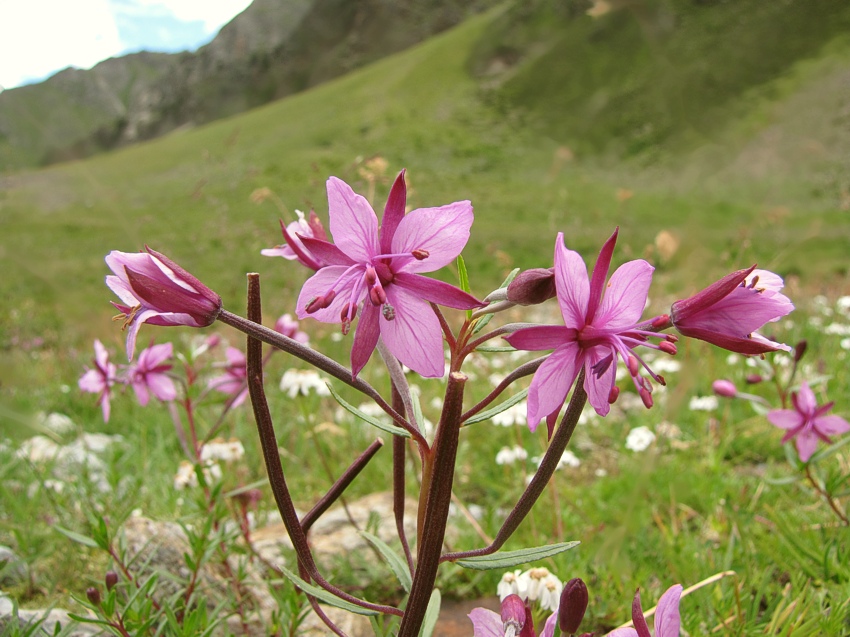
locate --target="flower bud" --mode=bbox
[105,571,118,590]
[506,268,556,305]
[712,379,737,398]
[86,587,101,605]
[559,577,588,634]
[745,374,763,385]
[794,340,807,363]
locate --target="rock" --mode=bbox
[0,546,26,587]
[0,591,103,636]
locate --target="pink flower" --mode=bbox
[208,347,248,408]
[608,584,683,637]
[295,171,483,377]
[767,382,850,462]
[469,595,555,637]
[712,379,737,398]
[671,267,793,354]
[261,210,328,270]
[274,313,309,344]
[124,342,177,406]
[79,340,118,422]
[505,229,675,429]
[106,247,221,360]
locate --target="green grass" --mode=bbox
[2,1,850,633]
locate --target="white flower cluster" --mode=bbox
[625,426,656,452]
[200,438,245,463]
[280,369,331,398]
[497,567,563,612]
[492,402,527,427]
[688,395,718,411]
[173,460,222,490]
[495,445,528,465]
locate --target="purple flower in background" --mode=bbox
[125,342,177,406]
[767,382,850,462]
[505,229,675,429]
[79,340,118,422]
[295,171,484,377]
[275,313,309,344]
[608,584,683,637]
[106,247,222,360]
[261,210,328,271]
[208,347,249,408]
[671,267,793,355]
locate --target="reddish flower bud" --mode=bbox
[559,577,589,634]
[506,268,556,305]
[86,587,101,605]
[105,571,119,591]
[712,379,737,398]
[745,374,763,384]
[794,340,807,363]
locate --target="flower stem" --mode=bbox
[804,464,849,525]
[442,372,587,562]
[397,371,468,637]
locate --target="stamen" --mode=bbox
[365,266,377,285]
[341,316,351,335]
[627,354,640,377]
[652,314,671,328]
[658,341,677,355]
[412,249,429,260]
[382,303,396,321]
[639,387,653,409]
[114,305,142,331]
[608,386,620,404]
[369,285,387,306]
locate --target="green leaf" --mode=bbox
[360,531,413,592]
[55,526,99,548]
[457,255,472,320]
[455,541,580,570]
[475,345,516,353]
[418,588,441,637]
[276,566,380,616]
[464,389,528,426]
[326,383,410,438]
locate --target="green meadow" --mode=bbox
[2,2,850,634]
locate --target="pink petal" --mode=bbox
[596,259,654,330]
[146,373,177,402]
[380,285,444,377]
[126,308,158,360]
[794,382,817,416]
[586,228,618,323]
[584,345,617,417]
[467,608,502,637]
[539,612,559,637]
[526,342,581,430]
[392,272,483,310]
[132,380,151,406]
[230,387,249,408]
[298,236,357,266]
[505,325,575,351]
[351,304,381,377]
[673,325,784,355]
[93,339,110,369]
[141,342,173,368]
[326,177,379,262]
[106,275,139,307]
[101,394,111,422]
[380,170,407,253]
[607,630,640,637]
[390,200,473,272]
[684,285,794,338]
[79,369,105,393]
[553,234,590,329]
[795,430,819,462]
[767,410,803,430]
[296,266,364,323]
[654,584,682,637]
[814,414,850,436]
[225,346,246,367]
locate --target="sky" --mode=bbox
[0,0,253,91]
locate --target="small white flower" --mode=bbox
[656,420,681,439]
[200,438,245,463]
[40,412,75,434]
[495,445,528,465]
[173,460,222,490]
[539,577,563,612]
[824,323,850,336]
[726,353,740,365]
[521,568,561,605]
[837,296,850,315]
[651,358,681,374]
[330,332,343,342]
[688,395,718,411]
[772,354,792,367]
[497,570,527,601]
[625,426,656,452]
[280,369,331,398]
[536,450,581,469]
[808,316,824,328]
[492,402,526,427]
[841,338,850,351]
[357,402,386,418]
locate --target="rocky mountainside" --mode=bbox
[0,0,498,171]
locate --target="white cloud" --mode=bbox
[0,0,123,89]
[0,0,252,90]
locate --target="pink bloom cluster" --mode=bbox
[768,382,850,462]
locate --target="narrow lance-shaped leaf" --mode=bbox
[360,530,413,592]
[276,566,381,616]
[419,589,442,637]
[457,254,472,320]
[455,541,580,570]
[326,383,410,438]
[464,389,528,426]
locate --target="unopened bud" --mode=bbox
[559,578,589,634]
[712,379,737,398]
[794,340,807,363]
[105,571,118,590]
[745,374,763,385]
[506,268,556,305]
[86,587,101,605]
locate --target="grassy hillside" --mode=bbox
[2,0,850,397]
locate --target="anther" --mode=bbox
[652,314,671,328]
[369,285,387,306]
[627,354,640,377]
[341,317,351,335]
[412,249,429,260]
[365,266,377,285]
[608,386,620,404]
[639,388,654,409]
[382,303,396,321]
[658,341,677,355]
